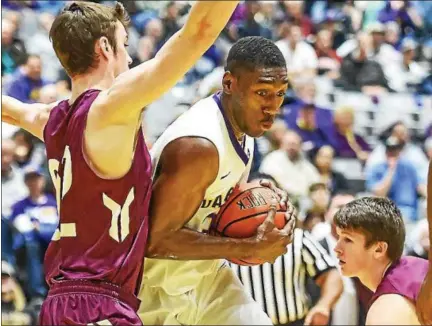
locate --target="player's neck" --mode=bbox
[361,260,392,292]
[220,93,245,142]
[69,67,115,104]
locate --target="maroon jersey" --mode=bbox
[43,89,151,295]
[356,256,429,311]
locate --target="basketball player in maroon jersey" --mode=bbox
[334,197,429,325]
[1,1,240,325]
[416,160,432,325]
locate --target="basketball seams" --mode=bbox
[221,210,286,235]
[214,186,277,232]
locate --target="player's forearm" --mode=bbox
[97,1,239,125]
[146,227,256,260]
[316,269,344,310]
[181,1,239,39]
[2,95,25,125]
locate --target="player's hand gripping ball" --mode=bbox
[210,181,295,266]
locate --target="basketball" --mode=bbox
[210,182,287,266]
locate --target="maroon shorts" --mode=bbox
[39,280,142,325]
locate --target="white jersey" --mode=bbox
[141,93,255,296]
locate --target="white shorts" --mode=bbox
[138,263,272,325]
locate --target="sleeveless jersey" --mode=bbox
[43,89,152,295]
[357,256,429,311]
[141,92,255,296]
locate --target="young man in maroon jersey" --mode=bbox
[1,1,241,325]
[334,196,428,325]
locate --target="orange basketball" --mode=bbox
[210,182,286,266]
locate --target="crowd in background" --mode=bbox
[1,1,431,325]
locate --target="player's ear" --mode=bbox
[222,71,234,95]
[97,36,111,59]
[374,241,388,259]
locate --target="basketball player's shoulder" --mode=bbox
[183,95,221,129]
[169,95,224,145]
[367,293,418,325]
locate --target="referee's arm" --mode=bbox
[302,231,344,325]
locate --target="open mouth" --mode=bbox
[260,116,275,128]
[339,259,346,266]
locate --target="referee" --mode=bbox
[230,228,343,326]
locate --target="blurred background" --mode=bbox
[1,0,431,325]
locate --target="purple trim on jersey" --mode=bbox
[212,92,249,165]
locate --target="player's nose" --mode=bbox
[262,106,280,115]
[334,241,342,255]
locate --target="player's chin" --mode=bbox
[339,264,353,277]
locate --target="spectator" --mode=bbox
[131,36,156,68]
[227,1,272,41]
[2,217,16,267]
[302,208,326,233]
[367,121,429,183]
[276,24,318,80]
[12,129,46,171]
[335,32,390,94]
[365,137,426,228]
[331,106,371,161]
[281,0,314,37]
[1,261,33,326]
[390,38,428,92]
[314,29,341,78]
[283,78,334,130]
[377,0,423,38]
[160,2,181,42]
[318,9,350,50]
[259,130,320,199]
[1,18,27,77]
[25,12,61,82]
[367,22,402,79]
[308,182,331,214]
[385,21,402,50]
[1,139,28,219]
[313,145,349,195]
[10,168,58,299]
[5,54,47,103]
[37,84,59,104]
[143,18,165,51]
[261,119,288,153]
[285,102,334,156]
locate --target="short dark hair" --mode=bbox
[225,36,286,75]
[50,1,130,77]
[334,197,405,262]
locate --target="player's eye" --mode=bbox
[277,90,285,97]
[256,90,267,97]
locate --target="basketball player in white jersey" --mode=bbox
[138,37,297,325]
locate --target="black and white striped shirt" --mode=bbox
[230,229,336,325]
